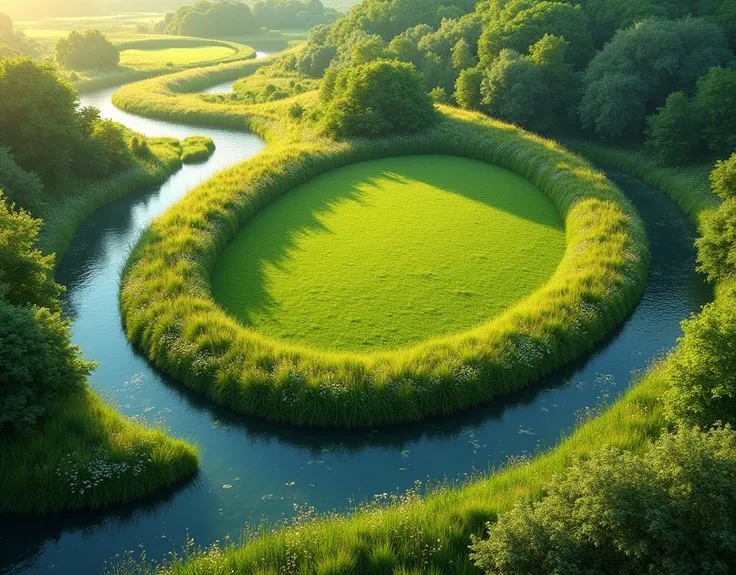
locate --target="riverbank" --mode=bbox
[108,149,717,574]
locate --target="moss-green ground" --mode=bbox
[211,155,566,352]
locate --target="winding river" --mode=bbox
[0,54,712,574]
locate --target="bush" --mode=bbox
[663,294,736,429]
[181,135,216,164]
[454,65,483,110]
[470,425,736,574]
[320,59,436,139]
[155,0,259,38]
[0,300,93,436]
[711,153,736,200]
[480,49,544,127]
[55,30,119,71]
[0,193,60,311]
[0,147,43,211]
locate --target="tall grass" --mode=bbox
[108,143,721,575]
[119,103,648,428]
[0,388,198,514]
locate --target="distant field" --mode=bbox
[120,45,236,66]
[212,156,566,352]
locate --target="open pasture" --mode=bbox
[213,155,565,352]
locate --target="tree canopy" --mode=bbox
[320,59,436,138]
[55,29,119,71]
[155,0,259,37]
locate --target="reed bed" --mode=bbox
[119,101,648,428]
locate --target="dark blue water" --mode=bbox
[0,76,712,574]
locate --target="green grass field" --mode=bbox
[119,45,236,66]
[212,156,566,352]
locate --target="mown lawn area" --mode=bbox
[212,155,566,352]
[119,45,236,66]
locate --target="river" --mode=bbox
[0,55,712,574]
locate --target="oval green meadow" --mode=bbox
[211,156,566,352]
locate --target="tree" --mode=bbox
[0,191,61,312]
[471,426,736,575]
[580,17,734,139]
[451,38,474,70]
[157,0,259,38]
[646,91,702,164]
[480,49,545,127]
[526,34,578,133]
[55,30,119,71]
[321,60,436,139]
[694,67,736,158]
[478,0,594,70]
[454,65,483,110]
[0,58,81,182]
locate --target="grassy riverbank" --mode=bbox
[109,148,717,575]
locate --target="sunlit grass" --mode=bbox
[212,155,566,352]
[115,62,648,428]
[120,46,236,67]
[0,388,198,514]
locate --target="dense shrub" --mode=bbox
[710,153,736,200]
[320,59,436,139]
[155,0,259,38]
[55,30,119,71]
[0,148,43,211]
[0,300,93,436]
[663,295,736,429]
[580,17,734,139]
[181,136,216,163]
[471,425,736,574]
[646,91,702,165]
[0,193,93,436]
[0,193,60,311]
[454,65,483,109]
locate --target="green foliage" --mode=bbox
[480,49,544,127]
[320,60,436,139]
[0,147,43,211]
[470,426,736,575]
[694,66,736,158]
[664,293,736,428]
[90,119,131,171]
[0,299,93,436]
[711,153,736,200]
[0,11,38,57]
[252,0,339,30]
[580,17,734,139]
[0,58,81,182]
[478,0,594,70]
[454,65,483,110]
[646,91,702,165]
[155,0,259,38]
[55,30,119,71]
[451,37,474,70]
[0,194,61,311]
